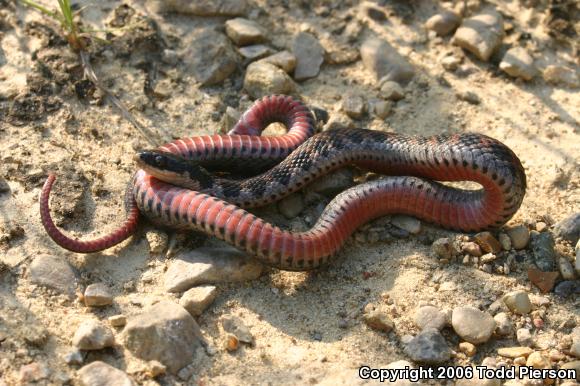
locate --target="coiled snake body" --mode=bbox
[40,95,526,270]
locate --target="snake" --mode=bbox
[40,95,527,270]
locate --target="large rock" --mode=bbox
[164,247,264,292]
[243,61,296,99]
[78,361,134,386]
[28,254,77,297]
[184,29,238,86]
[292,32,325,81]
[121,301,204,373]
[360,37,414,84]
[453,9,504,61]
[146,0,247,16]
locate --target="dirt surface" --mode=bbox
[0,0,579,385]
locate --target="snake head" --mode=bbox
[134,151,213,190]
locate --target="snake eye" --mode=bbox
[155,155,165,167]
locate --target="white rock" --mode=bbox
[453,9,504,62]
[499,47,537,81]
[503,290,532,314]
[452,306,496,344]
[179,285,218,316]
[72,320,115,350]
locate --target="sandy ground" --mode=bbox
[0,0,579,385]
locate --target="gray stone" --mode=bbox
[499,47,537,81]
[78,361,134,386]
[554,213,580,245]
[238,45,273,61]
[259,51,297,74]
[559,257,577,280]
[278,193,305,219]
[179,285,218,316]
[84,283,113,307]
[147,0,247,16]
[543,66,580,88]
[425,10,461,36]
[184,29,238,86]
[360,37,414,84]
[243,61,295,99]
[72,320,115,350]
[307,168,354,197]
[164,247,264,292]
[404,329,451,364]
[222,315,253,344]
[414,305,447,331]
[0,178,9,194]
[341,94,366,119]
[453,9,504,61]
[494,312,513,336]
[28,254,77,296]
[222,106,241,133]
[225,18,266,46]
[506,225,530,249]
[517,328,533,347]
[462,241,483,257]
[122,301,204,373]
[379,81,405,101]
[292,32,324,81]
[503,290,532,314]
[530,231,556,271]
[499,233,512,251]
[391,215,421,235]
[108,315,127,327]
[452,306,496,344]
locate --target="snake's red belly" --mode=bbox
[40,95,526,270]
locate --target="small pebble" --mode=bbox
[527,267,560,293]
[451,306,496,344]
[222,315,254,344]
[364,308,394,332]
[441,55,461,71]
[554,280,580,298]
[292,32,324,81]
[553,213,580,245]
[391,215,421,235]
[84,283,113,307]
[108,315,127,327]
[72,320,115,350]
[453,9,504,62]
[497,346,533,358]
[456,90,481,105]
[19,362,50,382]
[63,349,83,365]
[499,233,512,250]
[78,361,133,386]
[243,61,295,99]
[371,100,393,119]
[425,10,461,36]
[536,221,547,232]
[517,328,533,347]
[259,51,297,74]
[379,81,405,101]
[526,351,551,370]
[531,231,557,271]
[432,237,455,260]
[458,342,477,357]
[238,44,273,61]
[543,65,580,88]
[474,231,502,253]
[414,305,447,331]
[278,193,305,219]
[462,241,482,257]
[559,257,577,280]
[179,285,218,316]
[481,253,497,264]
[403,329,452,364]
[225,18,266,46]
[147,360,166,378]
[341,93,366,119]
[506,225,530,249]
[225,333,239,352]
[222,106,241,132]
[494,312,514,336]
[499,47,537,81]
[360,37,414,84]
[503,290,532,314]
